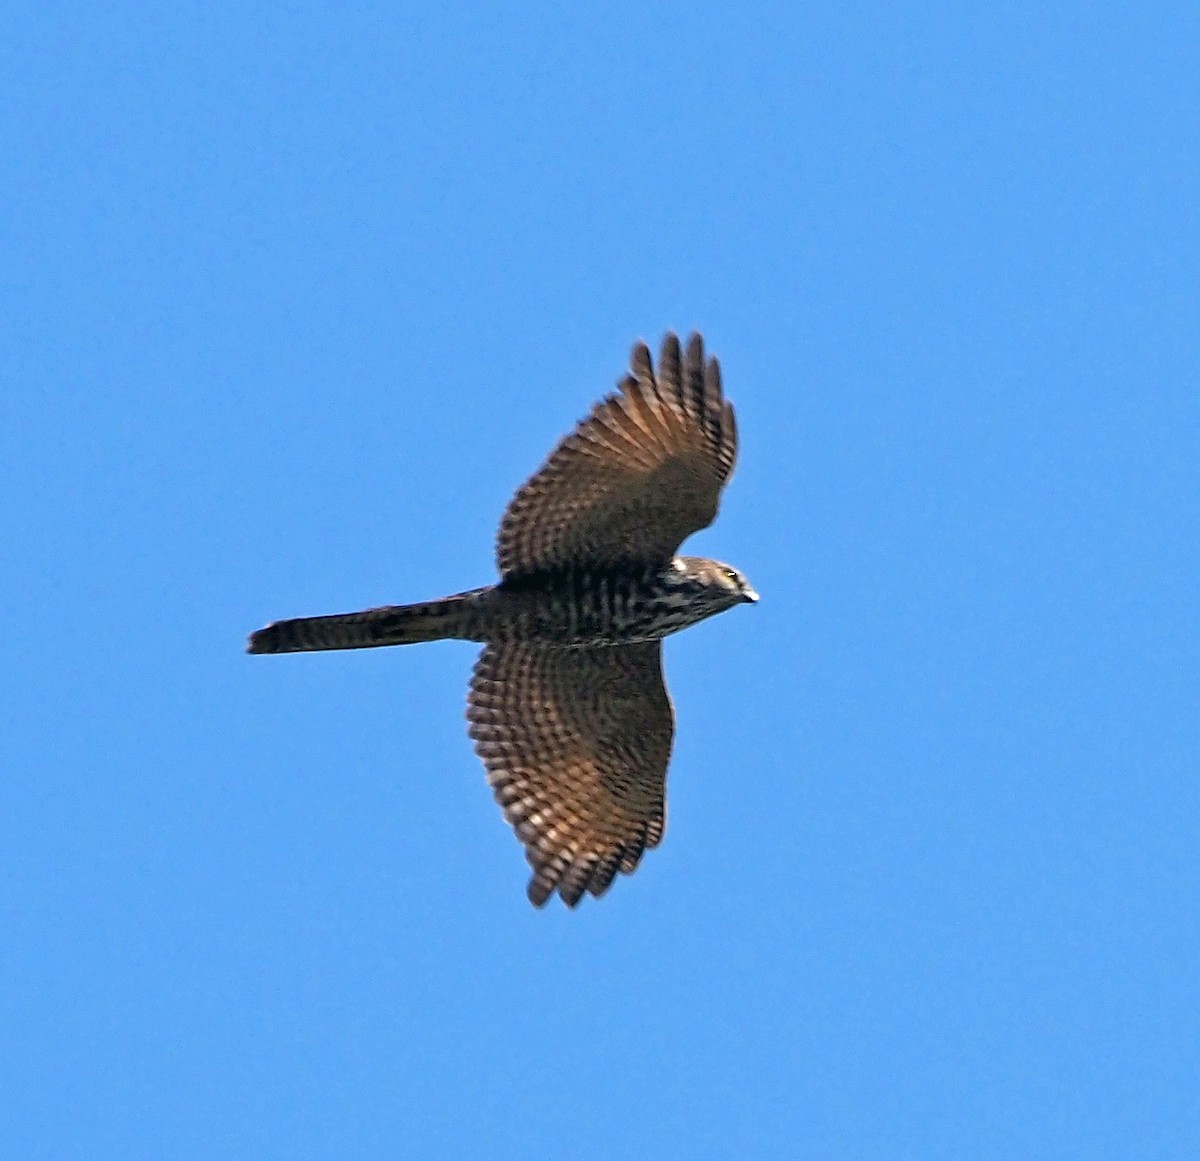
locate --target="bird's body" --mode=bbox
[249,556,752,653]
[249,333,755,907]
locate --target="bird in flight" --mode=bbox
[248,332,756,907]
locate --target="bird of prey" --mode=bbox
[248,332,756,907]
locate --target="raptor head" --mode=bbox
[671,556,759,612]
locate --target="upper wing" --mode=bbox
[467,641,674,907]
[495,332,738,578]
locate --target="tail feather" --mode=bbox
[247,590,485,654]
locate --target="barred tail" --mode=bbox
[246,589,487,654]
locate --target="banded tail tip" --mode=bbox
[246,622,283,654]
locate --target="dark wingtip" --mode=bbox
[526,877,553,908]
[629,339,654,385]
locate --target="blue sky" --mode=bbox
[3,3,1197,1158]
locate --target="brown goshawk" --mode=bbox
[248,332,756,907]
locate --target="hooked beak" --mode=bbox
[741,587,759,604]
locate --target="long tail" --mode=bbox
[247,589,488,654]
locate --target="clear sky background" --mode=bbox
[3,4,1197,1158]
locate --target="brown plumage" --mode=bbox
[468,642,672,907]
[496,333,737,575]
[248,332,755,907]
